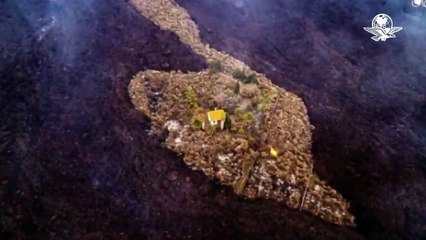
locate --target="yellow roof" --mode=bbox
[207,109,226,121]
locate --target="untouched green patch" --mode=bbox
[232,69,258,84]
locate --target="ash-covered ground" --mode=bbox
[0,0,425,239]
[177,0,426,239]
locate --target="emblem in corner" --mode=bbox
[364,13,403,42]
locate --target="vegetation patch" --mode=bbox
[232,69,258,84]
[209,60,224,74]
[129,69,355,226]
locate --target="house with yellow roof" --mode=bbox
[202,108,226,130]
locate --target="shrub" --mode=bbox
[224,114,232,130]
[242,112,254,122]
[257,93,273,111]
[246,74,257,84]
[185,85,199,108]
[232,69,246,81]
[232,69,258,84]
[257,103,266,112]
[234,82,240,94]
[191,118,203,130]
[209,60,224,74]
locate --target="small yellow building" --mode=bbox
[202,109,226,130]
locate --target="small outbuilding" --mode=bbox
[202,109,226,130]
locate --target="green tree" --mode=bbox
[224,113,232,130]
[246,74,258,84]
[232,69,246,81]
[186,86,199,108]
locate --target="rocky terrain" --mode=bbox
[129,68,354,225]
[1,0,425,239]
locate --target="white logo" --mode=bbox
[412,0,426,7]
[363,13,403,42]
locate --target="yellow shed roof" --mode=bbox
[207,109,226,121]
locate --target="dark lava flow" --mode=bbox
[177,0,426,239]
[0,0,365,239]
